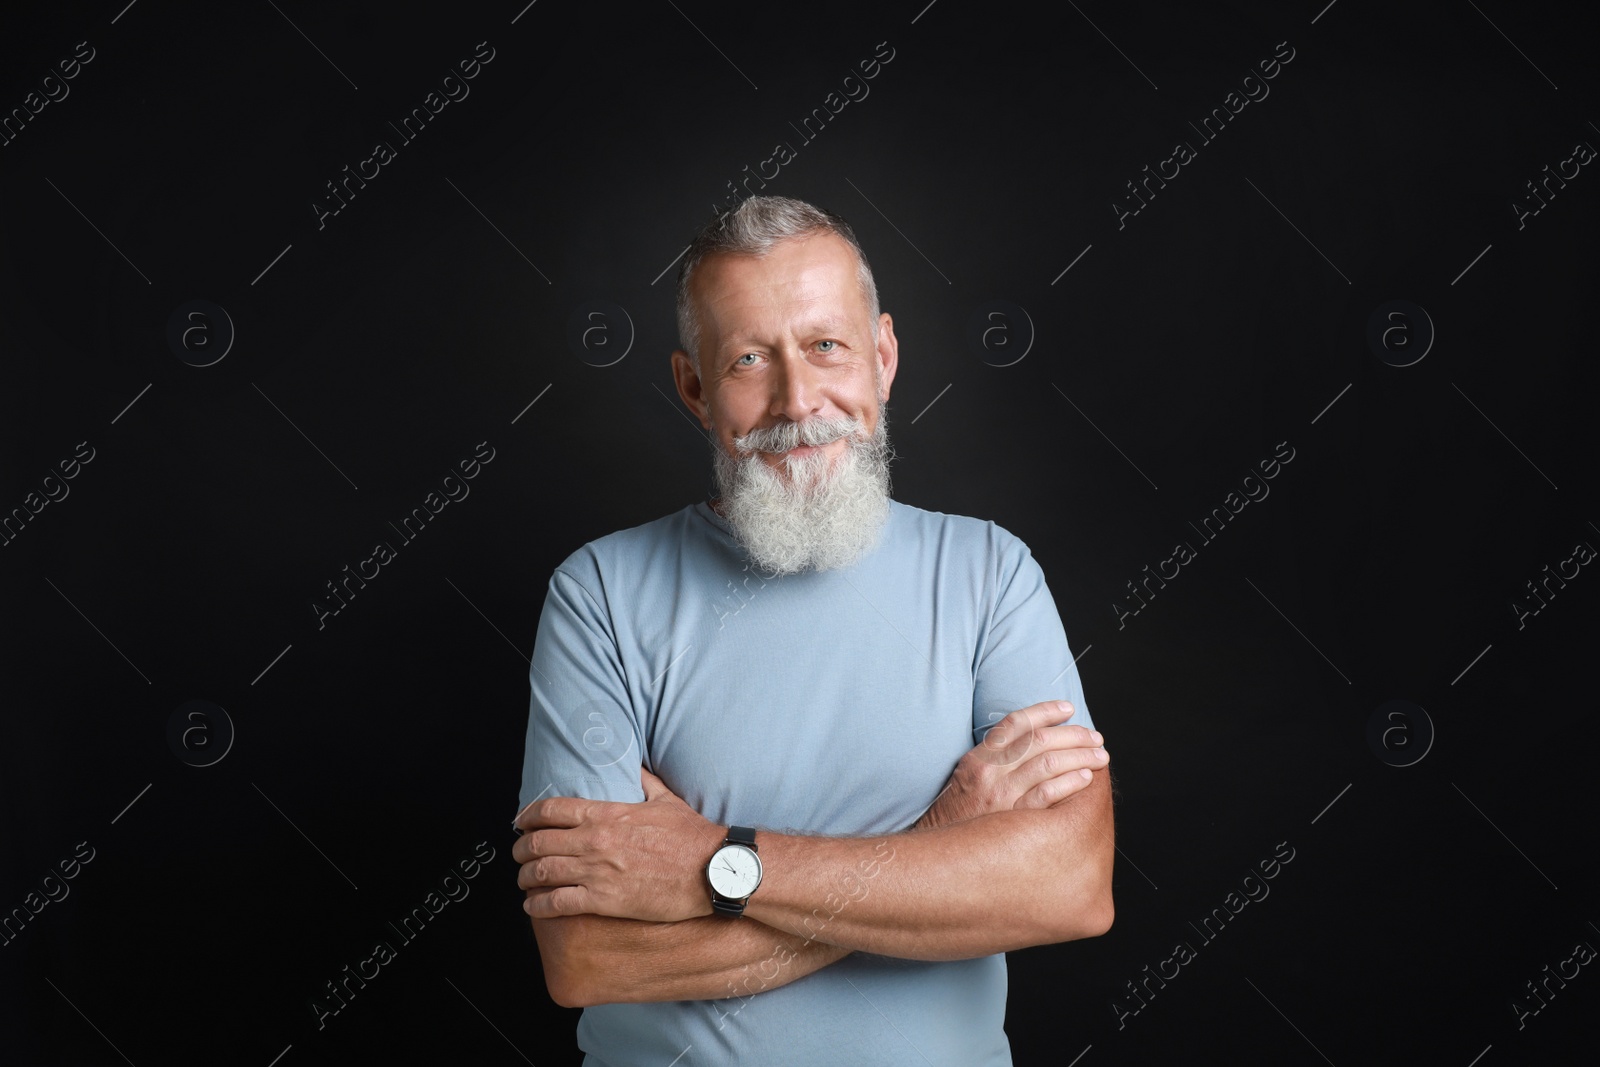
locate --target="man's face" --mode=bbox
[671,231,901,574]
[672,231,898,478]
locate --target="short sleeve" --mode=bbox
[970,535,1095,744]
[516,565,646,816]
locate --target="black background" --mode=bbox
[2,1,1596,1064]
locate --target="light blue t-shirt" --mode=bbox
[518,498,1095,1066]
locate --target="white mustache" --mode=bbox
[734,416,863,455]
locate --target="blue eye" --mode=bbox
[736,353,758,366]
[817,340,837,352]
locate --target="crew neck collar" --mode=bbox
[694,498,734,536]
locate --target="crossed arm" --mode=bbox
[512,701,1114,1008]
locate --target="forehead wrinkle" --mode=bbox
[695,235,872,354]
[711,295,845,351]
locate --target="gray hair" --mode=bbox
[675,196,880,369]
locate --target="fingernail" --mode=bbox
[1091,731,1102,746]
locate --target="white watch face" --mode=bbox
[709,844,762,899]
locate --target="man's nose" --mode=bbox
[769,352,823,423]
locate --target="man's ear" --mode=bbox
[875,313,899,404]
[671,349,712,429]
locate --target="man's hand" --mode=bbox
[514,770,723,923]
[913,700,1108,832]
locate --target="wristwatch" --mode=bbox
[707,825,763,915]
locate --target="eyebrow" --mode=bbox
[719,318,857,351]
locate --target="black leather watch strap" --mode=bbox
[710,825,761,916]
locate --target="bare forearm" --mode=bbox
[532,912,849,1007]
[745,770,1114,960]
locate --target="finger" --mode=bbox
[1010,745,1109,804]
[526,884,591,920]
[517,854,583,890]
[1014,765,1098,809]
[996,701,1073,746]
[641,767,669,800]
[518,795,591,831]
[1029,723,1103,751]
[978,702,1075,766]
[514,827,586,864]
[523,887,551,917]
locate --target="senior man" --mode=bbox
[513,195,1114,1065]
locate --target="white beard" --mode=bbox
[710,407,895,576]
